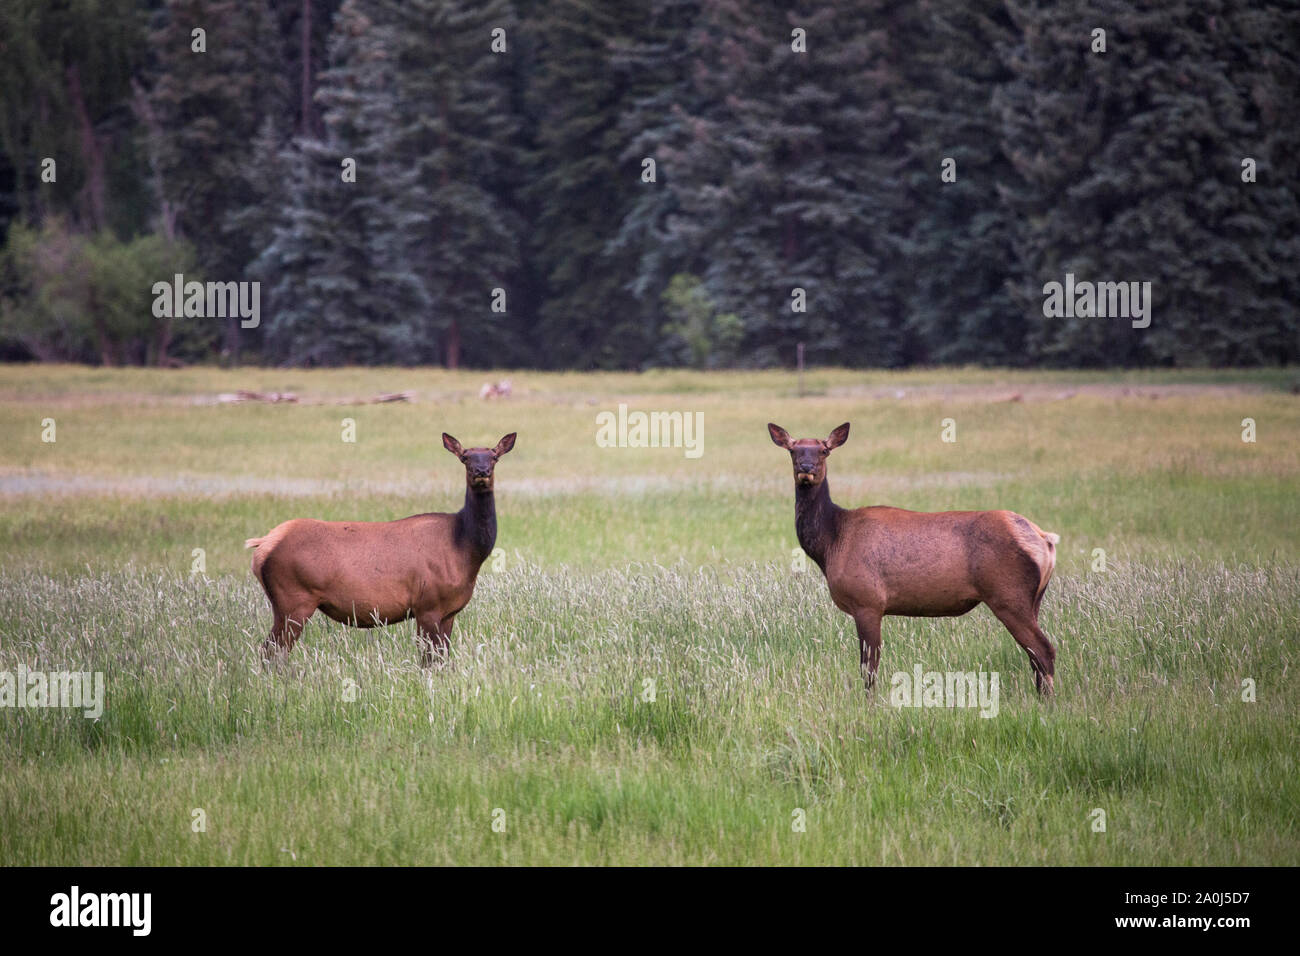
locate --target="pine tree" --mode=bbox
[0,0,147,234]
[995,0,1299,366]
[895,0,1023,364]
[148,0,289,360]
[523,0,676,369]
[639,0,917,367]
[362,0,524,367]
[252,0,428,365]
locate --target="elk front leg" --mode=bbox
[416,610,456,668]
[852,608,883,691]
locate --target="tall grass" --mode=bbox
[1,561,1295,864]
[0,366,1296,864]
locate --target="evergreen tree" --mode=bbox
[633,0,917,367]
[523,0,675,369]
[995,0,1299,366]
[252,0,428,365]
[363,0,523,367]
[147,0,289,360]
[0,0,148,234]
[1,0,1296,369]
[896,0,1023,365]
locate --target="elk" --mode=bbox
[768,422,1060,695]
[245,432,516,666]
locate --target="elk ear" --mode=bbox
[493,432,517,457]
[768,423,793,449]
[826,422,850,450]
[442,433,463,457]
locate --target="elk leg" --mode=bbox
[852,608,883,691]
[260,610,285,662]
[261,603,314,664]
[987,601,1056,695]
[416,610,454,668]
[1032,620,1057,695]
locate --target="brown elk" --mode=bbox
[768,422,1059,694]
[245,432,516,666]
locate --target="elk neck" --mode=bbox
[794,478,842,572]
[455,483,498,566]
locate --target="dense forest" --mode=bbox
[0,0,1296,369]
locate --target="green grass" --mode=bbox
[1,365,1297,864]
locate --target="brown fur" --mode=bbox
[246,432,515,666]
[769,422,1059,695]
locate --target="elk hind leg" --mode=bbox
[987,598,1056,695]
[262,602,315,665]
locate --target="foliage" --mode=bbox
[0,0,1295,368]
[0,218,204,364]
[660,273,743,368]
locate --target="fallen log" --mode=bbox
[217,390,299,404]
[214,389,415,406]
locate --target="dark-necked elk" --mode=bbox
[246,432,516,666]
[768,422,1060,694]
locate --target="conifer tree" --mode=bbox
[994,0,1299,366]
[252,0,428,364]
[148,0,288,360]
[636,0,916,367]
[363,0,523,367]
[896,0,1023,364]
[524,0,676,369]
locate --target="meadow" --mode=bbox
[0,364,1296,865]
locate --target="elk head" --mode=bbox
[768,422,850,487]
[443,432,516,492]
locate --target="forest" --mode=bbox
[0,0,1296,369]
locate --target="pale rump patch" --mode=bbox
[1003,512,1059,608]
[245,520,297,580]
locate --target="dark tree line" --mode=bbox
[1,0,1296,368]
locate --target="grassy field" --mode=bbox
[1,364,1297,865]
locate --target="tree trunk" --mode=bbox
[88,286,116,366]
[300,0,315,135]
[66,65,107,230]
[130,77,177,366]
[226,316,241,366]
[152,317,173,367]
